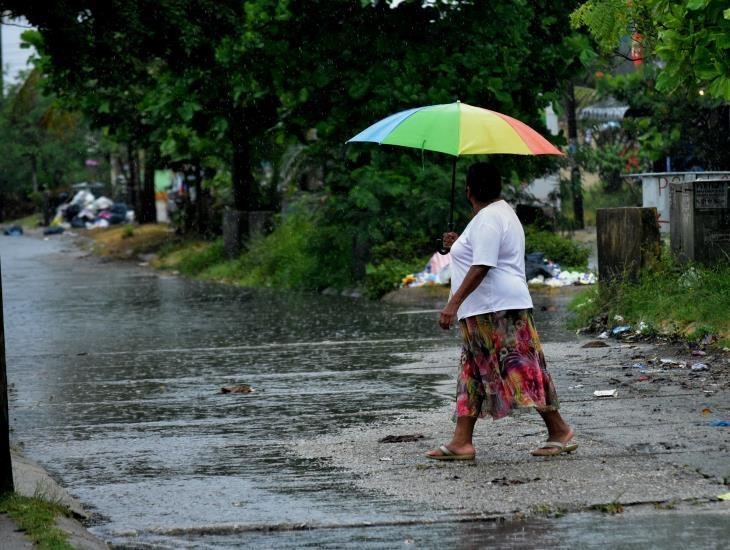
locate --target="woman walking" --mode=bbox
[426,162,576,460]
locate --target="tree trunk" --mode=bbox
[193,167,209,235]
[566,82,584,229]
[0,258,15,493]
[30,154,38,195]
[138,148,157,224]
[230,115,256,211]
[126,145,140,218]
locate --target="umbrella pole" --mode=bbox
[448,156,457,232]
[437,157,458,255]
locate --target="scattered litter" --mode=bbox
[43,226,65,235]
[636,321,650,333]
[402,252,451,288]
[597,331,610,339]
[582,340,609,348]
[637,375,650,382]
[691,350,707,357]
[709,420,730,427]
[2,225,23,236]
[691,363,709,371]
[612,325,632,336]
[660,358,680,365]
[594,389,618,397]
[379,434,425,443]
[491,477,539,486]
[220,384,254,394]
[701,407,712,415]
[613,315,625,323]
[568,384,584,389]
[631,363,647,369]
[718,492,730,501]
[379,457,393,462]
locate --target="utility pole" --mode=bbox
[566,81,584,229]
[0,258,14,493]
[0,17,4,99]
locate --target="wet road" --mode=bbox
[2,236,460,544]
[4,234,721,549]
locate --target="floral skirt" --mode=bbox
[455,309,559,420]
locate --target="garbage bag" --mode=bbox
[92,196,114,211]
[3,225,23,236]
[43,226,65,235]
[525,253,553,280]
[64,203,81,222]
[70,216,86,228]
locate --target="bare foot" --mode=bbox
[426,442,475,458]
[531,427,576,457]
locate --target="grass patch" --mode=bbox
[591,501,625,514]
[3,213,40,229]
[530,503,567,518]
[153,239,226,276]
[0,492,72,549]
[570,256,730,346]
[87,224,174,260]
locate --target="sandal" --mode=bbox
[531,440,578,457]
[426,445,475,461]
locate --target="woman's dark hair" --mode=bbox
[466,162,502,202]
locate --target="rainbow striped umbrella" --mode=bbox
[348,101,563,252]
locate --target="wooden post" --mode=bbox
[0,257,14,493]
[597,207,661,283]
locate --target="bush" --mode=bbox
[364,257,427,299]
[524,227,590,270]
[231,210,355,291]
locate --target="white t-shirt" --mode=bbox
[449,200,533,320]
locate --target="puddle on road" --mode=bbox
[2,235,592,547]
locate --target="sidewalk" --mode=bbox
[296,338,729,520]
[0,451,107,549]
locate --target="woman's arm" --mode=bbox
[438,265,490,329]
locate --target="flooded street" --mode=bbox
[2,234,727,548]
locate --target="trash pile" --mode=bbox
[400,250,596,289]
[525,252,596,287]
[401,252,451,288]
[51,189,133,231]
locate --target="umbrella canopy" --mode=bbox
[347,101,563,254]
[348,101,563,157]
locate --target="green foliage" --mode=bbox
[570,257,730,345]
[0,70,89,219]
[525,227,590,269]
[594,67,730,170]
[572,0,730,100]
[0,492,72,549]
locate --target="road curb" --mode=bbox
[11,449,108,549]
